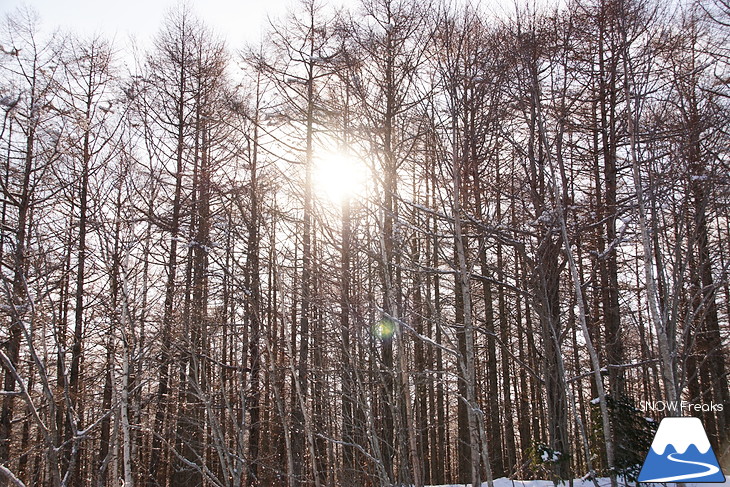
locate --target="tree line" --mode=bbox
[0,0,728,485]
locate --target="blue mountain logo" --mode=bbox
[638,416,726,483]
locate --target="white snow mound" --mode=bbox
[650,416,711,455]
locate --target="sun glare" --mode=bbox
[313,150,368,205]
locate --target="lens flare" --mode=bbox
[372,319,395,340]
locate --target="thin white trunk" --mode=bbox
[117,259,136,487]
[532,66,616,485]
[110,412,121,487]
[0,283,63,487]
[396,327,423,487]
[232,361,246,487]
[355,369,392,486]
[289,348,322,487]
[259,312,294,487]
[452,132,493,487]
[620,32,678,406]
[272,267,320,487]
[0,465,26,487]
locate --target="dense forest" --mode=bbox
[0,0,729,485]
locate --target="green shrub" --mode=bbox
[590,395,657,482]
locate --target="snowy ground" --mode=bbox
[426,477,730,487]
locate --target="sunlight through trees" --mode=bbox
[0,0,729,486]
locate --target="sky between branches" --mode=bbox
[0,0,327,51]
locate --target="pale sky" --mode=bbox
[0,0,305,51]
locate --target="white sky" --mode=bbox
[0,0,510,54]
[0,0,307,52]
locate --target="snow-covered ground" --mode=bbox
[426,476,730,487]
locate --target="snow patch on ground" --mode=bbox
[426,476,730,487]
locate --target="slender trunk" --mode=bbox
[452,126,492,487]
[620,22,678,406]
[246,76,262,487]
[149,47,187,486]
[0,116,35,467]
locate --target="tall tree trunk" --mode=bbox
[148,44,187,485]
[0,114,35,468]
[245,73,263,487]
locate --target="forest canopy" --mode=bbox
[0,0,729,486]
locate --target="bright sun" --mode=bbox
[313,150,368,205]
